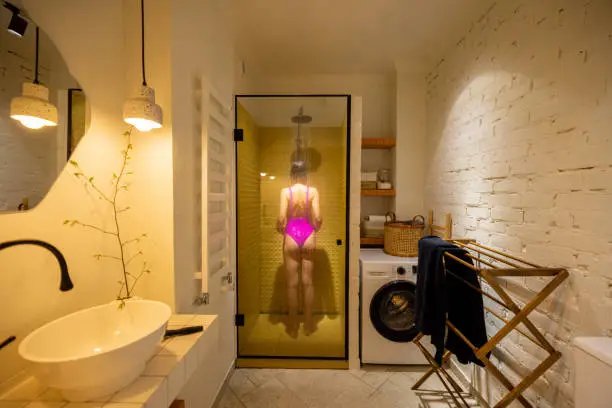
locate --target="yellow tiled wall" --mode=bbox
[237,104,261,318]
[258,127,346,315]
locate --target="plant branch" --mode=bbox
[112,128,134,298]
[66,220,118,236]
[129,262,151,295]
[69,162,113,204]
[94,254,122,261]
[66,126,151,302]
[125,250,143,266]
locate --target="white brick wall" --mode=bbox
[424,1,612,407]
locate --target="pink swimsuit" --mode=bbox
[285,187,314,247]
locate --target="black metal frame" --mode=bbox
[66,88,83,160]
[234,94,352,361]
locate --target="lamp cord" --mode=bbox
[141,0,147,86]
[33,26,39,84]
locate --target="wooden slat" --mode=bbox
[468,241,542,268]
[361,137,396,149]
[480,269,556,354]
[485,268,563,277]
[495,352,561,408]
[454,240,524,269]
[475,270,569,360]
[361,189,395,196]
[360,237,384,246]
[413,339,471,407]
[484,306,542,348]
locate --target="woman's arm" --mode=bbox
[311,188,322,232]
[277,188,288,233]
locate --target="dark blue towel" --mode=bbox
[415,236,488,366]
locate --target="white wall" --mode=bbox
[171,1,236,407]
[236,73,394,139]
[424,1,612,407]
[0,0,174,387]
[394,72,426,219]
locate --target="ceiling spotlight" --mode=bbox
[4,2,27,37]
[269,176,276,180]
[260,172,267,177]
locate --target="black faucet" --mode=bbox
[0,239,74,291]
[0,239,74,351]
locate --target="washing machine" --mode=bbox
[360,249,427,365]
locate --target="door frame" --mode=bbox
[233,94,352,361]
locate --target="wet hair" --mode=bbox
[290,161,308,179]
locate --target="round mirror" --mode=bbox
[0,2,88,212]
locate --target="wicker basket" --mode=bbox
[384,215,426,257]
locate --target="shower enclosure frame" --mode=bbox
[234,94,352,362]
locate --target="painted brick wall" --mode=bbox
[424,1,612,407]
[0,28,57,211]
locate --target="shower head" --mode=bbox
[291,107,312,124]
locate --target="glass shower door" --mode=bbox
[235,95,349,362]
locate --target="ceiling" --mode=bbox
[232,0,494,74]
[239,96,347,127]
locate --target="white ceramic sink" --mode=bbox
[18,300,171,402]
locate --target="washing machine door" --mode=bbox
[369,280,419,343]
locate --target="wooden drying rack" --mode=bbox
[416,212,569,408]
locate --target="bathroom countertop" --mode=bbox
[0,314,219,408]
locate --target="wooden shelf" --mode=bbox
[361,189,395,196]
[360,237,384,246]
[361,138,396,149]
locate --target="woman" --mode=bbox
[277,161,322,337]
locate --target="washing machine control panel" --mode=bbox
[395,265,418,276]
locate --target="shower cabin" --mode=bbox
[234,95,351,368]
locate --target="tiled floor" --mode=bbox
[214,367,479,408]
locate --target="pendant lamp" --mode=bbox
[10,27,58,130]
[123,0,162,132]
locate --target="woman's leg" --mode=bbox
[283,235,300,337]
[301,233,316,335]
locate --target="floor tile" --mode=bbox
[228,372,256,398]
[237,377,306,408]
[239,369,282,387]
[277,369,375,408]
[359,370,391,390]
[215,389,244,408]
[227,368,478,408]
[0,403,29,408]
